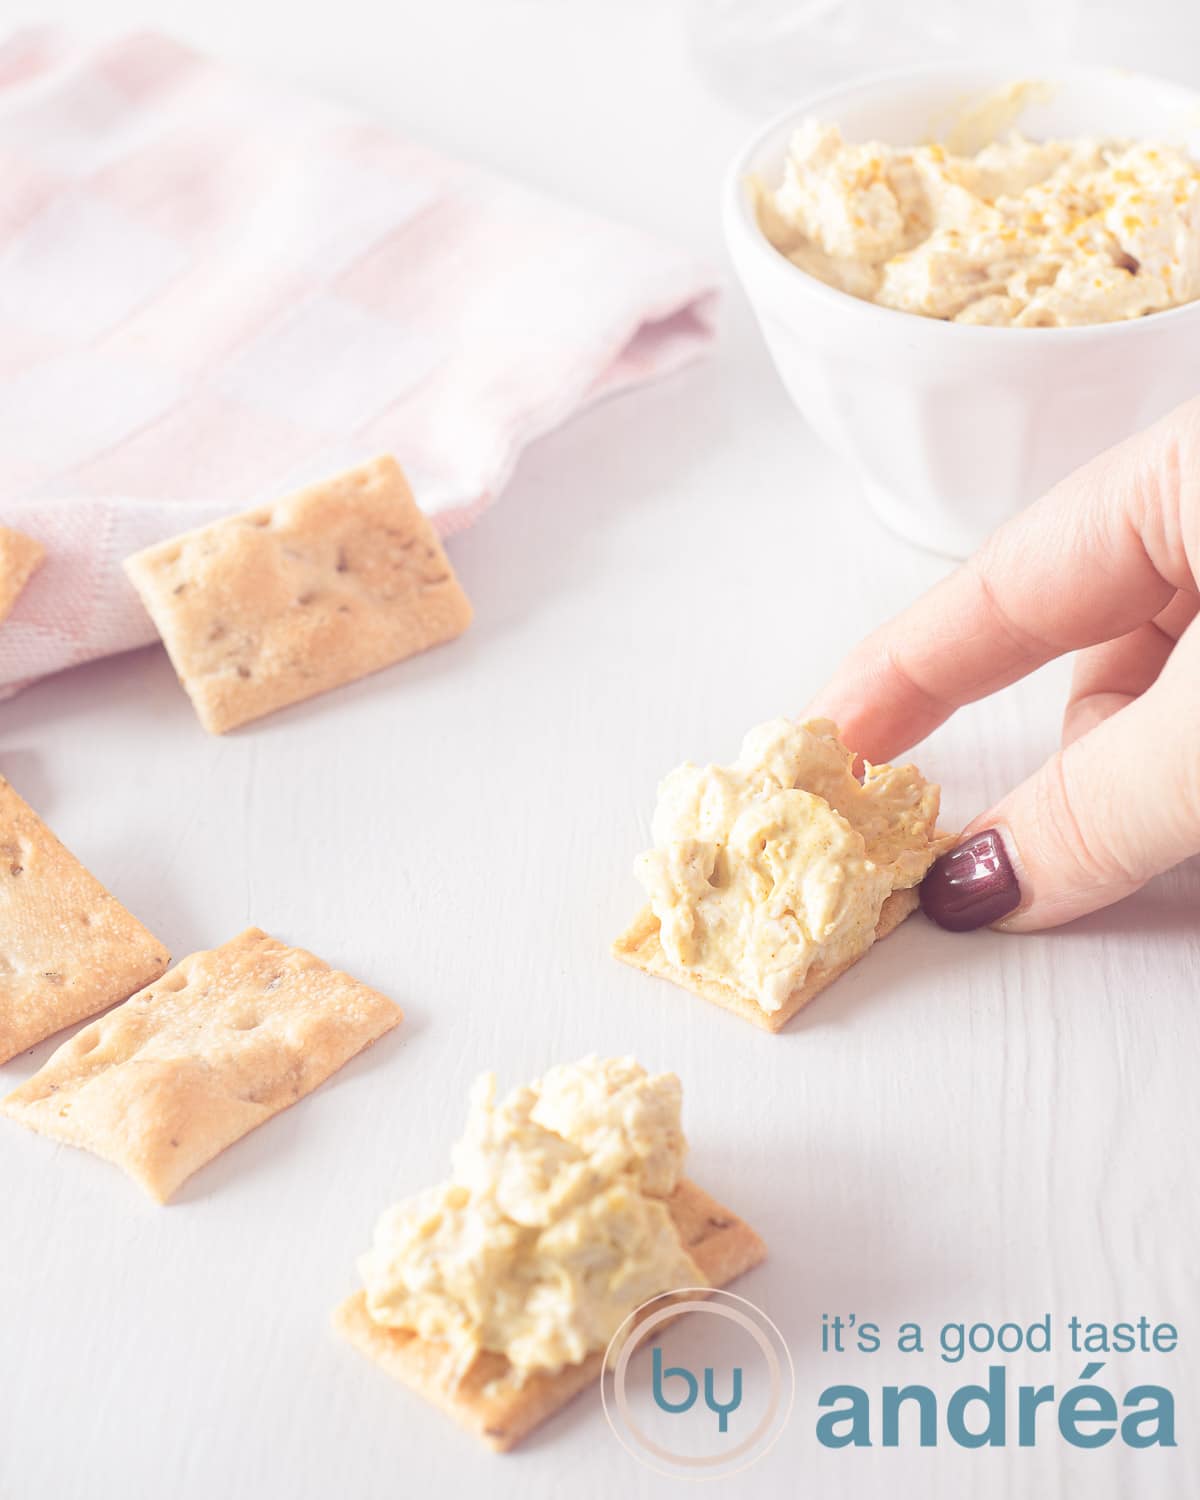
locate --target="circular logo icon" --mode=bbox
[601,1287,795,1480]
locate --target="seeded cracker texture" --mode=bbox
[123,455,473,734]
[0,527,46,623]
[0,777,169,1064]
[334,1178,766,1452]
[612,885,924,1033]
[2,928,402,1202]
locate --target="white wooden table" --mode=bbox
[2,6,1197,1498]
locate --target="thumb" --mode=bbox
[920,624,1200,932]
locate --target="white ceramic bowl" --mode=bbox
[723,64,1200,557]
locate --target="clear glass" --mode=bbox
[688,0,1200,112]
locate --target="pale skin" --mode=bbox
[809,395,1200,931]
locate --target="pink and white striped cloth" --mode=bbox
[0,28,718,699]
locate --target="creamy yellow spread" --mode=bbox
[635,719,942,1012]
[757,119,1200,326]
[358,1057,703,1383]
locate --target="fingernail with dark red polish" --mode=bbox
[920,828,1021,932]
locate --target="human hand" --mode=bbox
[808,397,1200,932]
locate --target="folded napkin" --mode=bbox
[0,28,718,699]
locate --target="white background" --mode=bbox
[2,4,1199,1499]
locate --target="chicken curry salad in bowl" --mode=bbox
[755,118,1200,328]
[723,66,1200,553]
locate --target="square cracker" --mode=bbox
[0,527,46,623]
[612,885,923,1033]
[2,927,402,1202]
[0,776,169,1065]
[123,456,473,734]
[334,1177,766,1452]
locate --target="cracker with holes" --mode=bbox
[0,777,169,1065]
[613,718,953,1032]
[0,527,46,623]
[334,1056,765,1451]
[2,927,402,1201]
[123,456,472,733]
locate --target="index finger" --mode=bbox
[806,397,1200,764]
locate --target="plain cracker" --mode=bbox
[334,1178,766,1451]
[0,527,46,623]
[2,927,402,1201]
[612,885,922,1033]
[123,456,472,733]
[0,777,169,1064]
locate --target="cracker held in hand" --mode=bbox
[3,927,401,1202]
[0,777,169,1064]
[124,456,472,733]
[0,527,46,623]
[334,1057,766,1451]
[613,718,952,1032]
